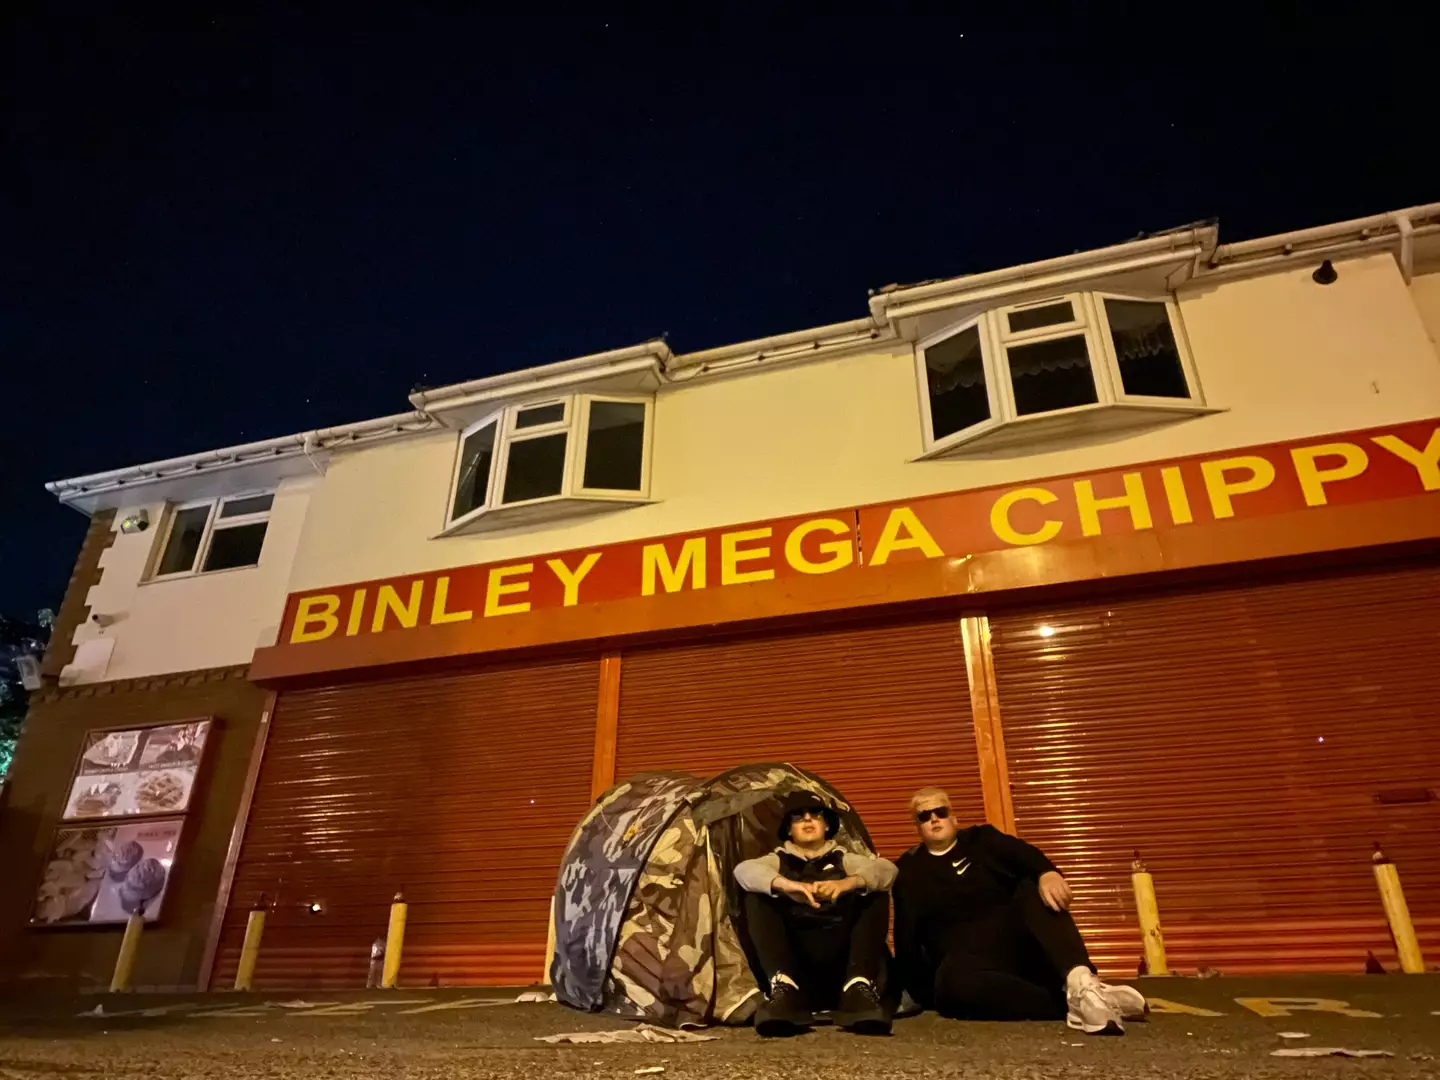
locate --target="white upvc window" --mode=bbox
[916,291,1205,456]
[149,492,274,579]
[445,393,653,534]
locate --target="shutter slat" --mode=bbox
[991,561,1440,976]
[614,613,983,860]
[211,655,599,990]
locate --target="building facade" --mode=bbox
[4,204,1439,991]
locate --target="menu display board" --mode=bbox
[31,818,183,925]
[62,721,210,821]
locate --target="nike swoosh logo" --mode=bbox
[952,859,971,876]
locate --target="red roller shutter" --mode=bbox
[615,613,982,860]
[989,560,1440,976]
[213,654,598,989]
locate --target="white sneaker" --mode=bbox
[1100,982,1148,1021]
[1065,968,1124,1035]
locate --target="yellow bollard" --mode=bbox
[381,891,407,989]
[109,913,145,993]
[1372,846,1425,974]
[1131,852,1169,976]
[233,896,269,992]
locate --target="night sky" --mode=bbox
[5,9,1431,619]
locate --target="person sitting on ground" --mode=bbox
[734,790,897,1037]
[893,787,1147,1035]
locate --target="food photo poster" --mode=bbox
[62,721,210,820]
[31,818,183,925]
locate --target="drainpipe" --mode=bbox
[1393,211,1415,283]
[300,431,324,474]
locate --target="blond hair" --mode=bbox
[909,786,951,812]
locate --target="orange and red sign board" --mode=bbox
[253,418,1440,681]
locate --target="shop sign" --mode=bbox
[276,417,1440,650]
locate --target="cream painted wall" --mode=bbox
[63,477,316,684]
[284,252,1440,594]
[1410,270,1440,355]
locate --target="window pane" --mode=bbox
[514,402,566,429]
[1007,300,1074,334]
[156,505,211,576]
[1106,299,1190,399]
[502,433,567,503]
[924,326,990,439]
[452,422,497,520]
[1007,335,1098,415]
[583,401,646,490]
[202,522,268,571]
[218,493,273,518]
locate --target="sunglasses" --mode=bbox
[790,809,826,822]
[914,806,951,824]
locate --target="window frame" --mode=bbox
[444,392,654,532]
[147,491,274,581]
[992,292,1115,422]
[494,398,576,508]
[447,415,502,523]
[915,290,1205,456]
[915,315,1005,447]
[1091,292,1204,408]
[573,394,655,499]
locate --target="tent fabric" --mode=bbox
[552,771,703,1010]
[549,762,876,1028]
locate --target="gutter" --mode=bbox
[408,340,673,413]
[1204,203,1440,285]
[869,227,1218,327]
[46,410,439,506]
[667,316,890,378]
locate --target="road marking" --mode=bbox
[191,1005,275,1018]
[399,998,514,1014]
[291,999,430,1016]
[1235,997,1383,1019]
[1146,997,1225,1017]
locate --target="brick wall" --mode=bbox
[0,667,266,990]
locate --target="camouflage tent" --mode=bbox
[549,762,876,1028]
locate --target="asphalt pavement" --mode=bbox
[1,975,1437,1079]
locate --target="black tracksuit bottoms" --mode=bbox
[932,879,1093,1021]
[744,890,890,1010]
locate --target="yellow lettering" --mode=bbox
[1235,997,1382,1019]
[1291,442,1369,507]
[429,576,474,625]
[641,538,707,596]
[1200,455,1276,519]
[345,587,367,636]
[1374,429,1440,490]
[372,581,425,632]
[720,527,775,585]
[484,564,533,617]
[1160,466,1194,525]
[784,518,855,575]
[291,595,340,643]
[989,487,1063,546]
[869,507,944,565]
[546,553,603,606]
[1146,998,1225,1018]
[1074,472,1152,537]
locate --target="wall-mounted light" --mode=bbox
[1312,259,1338,285]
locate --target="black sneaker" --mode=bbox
[755,981,814,1037]
[833,980,891,1035]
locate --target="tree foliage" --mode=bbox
[1,612,50,780]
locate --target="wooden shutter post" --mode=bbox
[962,615,1016,834]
